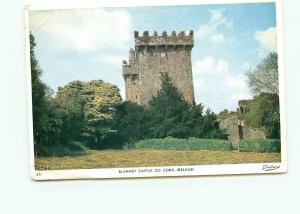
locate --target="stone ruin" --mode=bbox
[219,101,266,149]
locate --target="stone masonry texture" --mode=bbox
[122,31,195,105]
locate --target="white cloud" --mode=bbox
[224,74,248,91]
[210,34,226,44]
[92,54,127,67]
[29,9,132,97]
[216,60,229,74]
[193,57,251,112]
[241,62,251,70]
[193,57,229,76]
[193,57,215,75]
[196,9,233,45]
[255,27,277,57]
[30,9,132,51]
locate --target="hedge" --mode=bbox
[239,139,281,153]
[135,137,232,151]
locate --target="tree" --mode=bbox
[148,73,191,138]
[147,73,225,139]
[113,101,151,144]
[30,33,123,154]
[187,104,226,139]
[30,33,50,147]
[244,52,281,139]
[51,81,86,143]
[241,93,280,139]
[247,52,279,95]
[82,80,122,147]
[52,80,122,148]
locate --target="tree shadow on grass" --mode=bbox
[35,141,90,157]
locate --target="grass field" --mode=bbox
[35,149,281,170]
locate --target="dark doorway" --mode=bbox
[238,125,244,140]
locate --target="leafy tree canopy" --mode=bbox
[241,93,280,139]
[113,101,151,144]
[148,73,191,138]
[53,80,122,144]
[30,32,50,144]
[147,73,225,139]
[244,52,280,139]
[247,52,279,95]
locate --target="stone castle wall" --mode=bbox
[122,31,195,105]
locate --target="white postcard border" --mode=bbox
[24,0,287,181]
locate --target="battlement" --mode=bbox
[134,30,194,47]
[123,30,195,105]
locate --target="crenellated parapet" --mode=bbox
[123,30,195,105]
[134,30,194,48]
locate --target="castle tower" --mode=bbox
[122,30,195,105]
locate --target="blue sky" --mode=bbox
[29,3,277,113]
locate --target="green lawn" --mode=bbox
[35,149,281,170]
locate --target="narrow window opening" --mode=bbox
[131,74,138,84]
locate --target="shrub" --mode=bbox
[239,139,281,153]
[135,137,232,151]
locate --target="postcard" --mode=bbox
[24,0,287,180]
